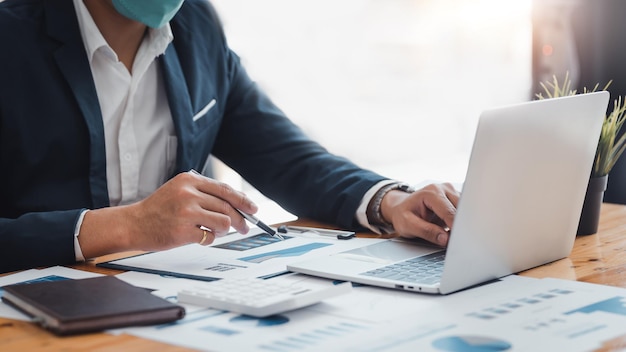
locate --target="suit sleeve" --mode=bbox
[0,0,95,273]
[0,211,83,273]
[211,49,387,229]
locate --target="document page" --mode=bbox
[99,228,384,281]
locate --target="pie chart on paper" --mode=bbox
[432,335,512,351]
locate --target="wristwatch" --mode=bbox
[366,182,415,233]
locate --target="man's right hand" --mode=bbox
[77,171,259,259]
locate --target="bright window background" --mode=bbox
[211,0,534,222]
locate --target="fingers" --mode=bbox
[125,171,261,251]
[397,212,451,246]
[186,171,256,235]
[398,217,450,247]
[441,182,460,205]
[388,183,459,247]
[189,171,257,213]
[422,183,458,230]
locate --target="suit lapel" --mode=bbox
[160,44,196,173]
[44,0,109,208]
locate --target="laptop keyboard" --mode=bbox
[360,251,446,285]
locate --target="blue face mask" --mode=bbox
[112,0,185,29]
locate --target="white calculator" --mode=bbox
[177,274,352,317]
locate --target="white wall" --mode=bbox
[211,0,533,190]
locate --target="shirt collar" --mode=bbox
[72,0,174,63]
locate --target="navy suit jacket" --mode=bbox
[0,0,386,273]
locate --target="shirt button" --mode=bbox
[124,153,132,161]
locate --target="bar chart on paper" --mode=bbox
[238,243,333,263]
[124,306,378,351]
[213,234,290,251]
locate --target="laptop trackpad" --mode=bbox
[336,240,441,264]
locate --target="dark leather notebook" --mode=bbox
[1,275,185,335]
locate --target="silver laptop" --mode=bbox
[288,92,609,294]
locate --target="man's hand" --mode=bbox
[78,171,258,258]
[380,183,459,246]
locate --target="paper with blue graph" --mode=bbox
[98,228,383,281]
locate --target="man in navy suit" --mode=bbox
[0,0,459,273]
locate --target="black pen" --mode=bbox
[235,209,284,240]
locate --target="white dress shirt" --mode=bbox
[74,0,176,207]
[72,0,175,260]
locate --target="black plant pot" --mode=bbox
[576,175,608,236]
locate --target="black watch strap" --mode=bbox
[366,182,414,232]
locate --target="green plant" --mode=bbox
[536,73,626,177]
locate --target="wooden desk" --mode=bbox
[520,202,626,286]
[2,203,626,351]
